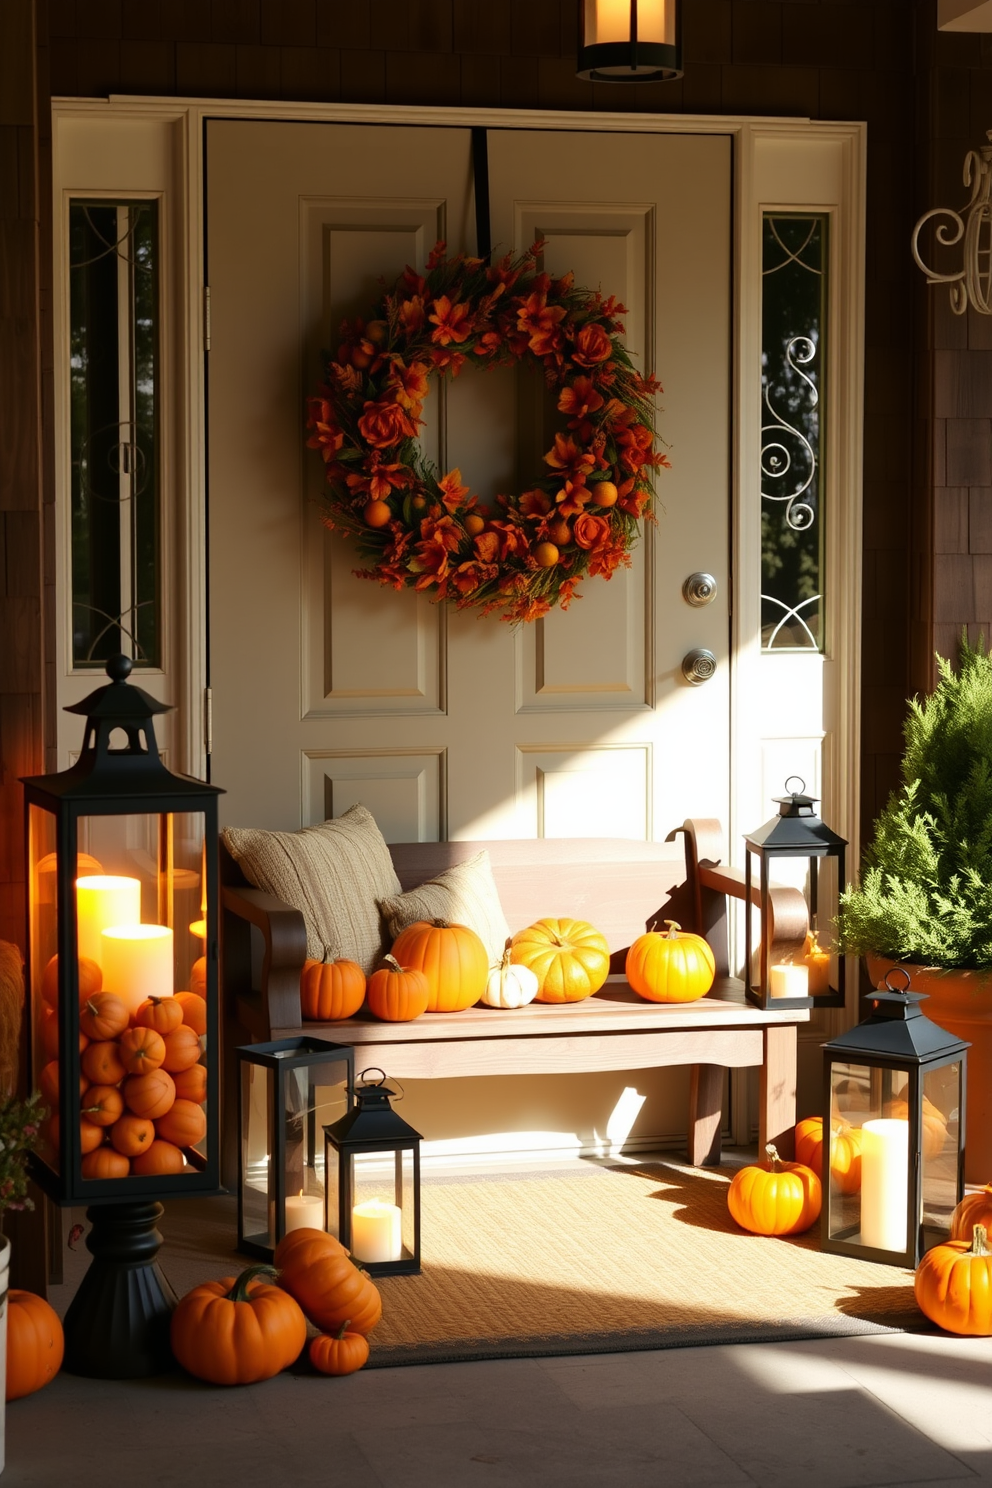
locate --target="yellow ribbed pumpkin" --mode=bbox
[510,918,610,1004]
[625,921,715,1003]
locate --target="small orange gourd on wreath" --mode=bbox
[305,242,667,624]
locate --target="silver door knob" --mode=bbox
[681,648,717,685]
[682,572,718,607]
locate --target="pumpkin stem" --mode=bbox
[495,939,514,972]
[765,1143,781,1171]
[322,944,338,964]
[225,1263,280,1302]
[664,920,681,939]
[335,1319,353,1339]
[382,954,406,975]
[971,1224,989,1256]
[430,918,451,929]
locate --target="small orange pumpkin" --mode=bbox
[950,1182,992,1243]
[172,1063,207,1104]
[80,1039,127,1087]
[171,1265,307,1385]
[274,1227,382,1337]
[131,1138,185,1176]
[81,1147,130,1179]
[189,957,207,997]
[5,1290,64,1400]
[79,992,129,1042]
[80,1084,124,1128]
[118,1025,166,1075]
[135,995,184,1035]
[40,1008,88,1061]
[155,1098,207,1149]
[79,1117,105,1154]
[366,955,430,1022]
[309,1321,370,1376]
[41,1060,86,1105]
[123,1068,176,1120]
[510,918,611,1004]
[174,991,207,1036]
[390,919,488,1012]
[109,1113,156,1157]
[161,1024,201,1073]
[794,1115,863,1195]
[727,1143,822,1236]
[42,953,102,1008]
[914,1223,992,1335]
[301,948,366,1022]
[625,921,715,1003]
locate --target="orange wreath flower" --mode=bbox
[305,241,668,622]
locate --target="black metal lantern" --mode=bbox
[576,0,682,82]
[21,655,222,1376]
[323,1069,422,1277]
[236,1036,354,1260]
[743,777,848,1011]
[821,969,968,1268]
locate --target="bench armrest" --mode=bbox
[221,884,308,1032]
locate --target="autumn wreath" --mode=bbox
[305,241,667,623]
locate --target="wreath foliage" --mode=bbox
[305,241,667,623]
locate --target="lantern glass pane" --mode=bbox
[398,1148,416,1259]
[582,0,675,45]
[276,1053,350,1226]
[828,1060,912,1252]
[921,1061,961,1252]
[29,804,59,1176]
[351,1150,405,1266]
[324,1139,342,1242]
[241,1060,275,1251]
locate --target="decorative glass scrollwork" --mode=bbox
[69,201,160,668]
[760,215,826,652]
[912,131,992,316]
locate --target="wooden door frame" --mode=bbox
[51,99,865,1011]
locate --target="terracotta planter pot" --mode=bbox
[866,953,992,1185]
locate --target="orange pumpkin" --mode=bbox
[366,955,430,1022]
[171,1265,307,1385]
[118,1025,166,1075]
[40,1008,88,1061]
[189,956,207,997]
[625,921,715,1003]
[81,1085,124,1128]
[5,1290,64,1400]
[42,953,101,1007]
[274,1227,382,1336]
[81,1147,130,1179]
[950,1183,992,1243]
[155,1098,207,1149]
[309,1322,370,1376]
[79,1117,105,1154]
[40,1060,86,1105]
[174,991,207,1036]
[885,1095,948,1161]
[81,1039,127,1087]
[727,1143,822,1236]
[110,1113,156,1157]
[131,1139,185,1176]
[914,1224,992,1335]
[172,1063,207,1104]
[511,918,610,1004]
[79,992,129,1042]
[390,919,487,1012]
[124,1068,176,1120]
[794,1116,863,1195]
[161,1024,201,1073]
[135,995,184,1035]
[301,949,366,1022]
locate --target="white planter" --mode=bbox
[0,1235,9,1475]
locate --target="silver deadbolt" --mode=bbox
[682,648,717,685]
[682,572,718,607]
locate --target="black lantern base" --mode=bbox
[63,1201,179,1378]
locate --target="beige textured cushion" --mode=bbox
[378,851,512,967]
[222,804,401,974]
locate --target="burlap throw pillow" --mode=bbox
[378,851,512,967]
[222,804,400,974]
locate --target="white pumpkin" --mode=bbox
[481,943,539,1009]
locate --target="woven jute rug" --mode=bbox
[52,1158,925,1369]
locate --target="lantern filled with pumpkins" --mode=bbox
[21,656,221,1375]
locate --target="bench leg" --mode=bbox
[687,1064,724,1166]
[759,1024,797,1160]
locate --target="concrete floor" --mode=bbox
[4,1317,990,1485]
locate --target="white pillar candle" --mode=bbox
[351,1198,403,1263]
[284,1192,323,1234]
[860,1118,910,1252]
[769,963,809,999]
[101,924,174,1014]
[76,875,142,966]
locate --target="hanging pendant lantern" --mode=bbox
[576,0,683,83]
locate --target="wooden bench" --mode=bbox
[220,822,810,1183]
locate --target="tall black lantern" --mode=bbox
[821,970,968,1268]
[743,777,847,1011]
[236,1036,354,1260]
[21,656,222,1377]
[323,1070,421,1277]
[576,0,682,82]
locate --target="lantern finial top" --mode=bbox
[774,776,819,819]
[105,653,133,684]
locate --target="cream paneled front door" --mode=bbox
[206,119,731,849]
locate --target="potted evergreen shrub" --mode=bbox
[838,637,992,1181]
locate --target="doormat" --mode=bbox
[49,1158,926,1370]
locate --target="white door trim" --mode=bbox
[51,98,865,969]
